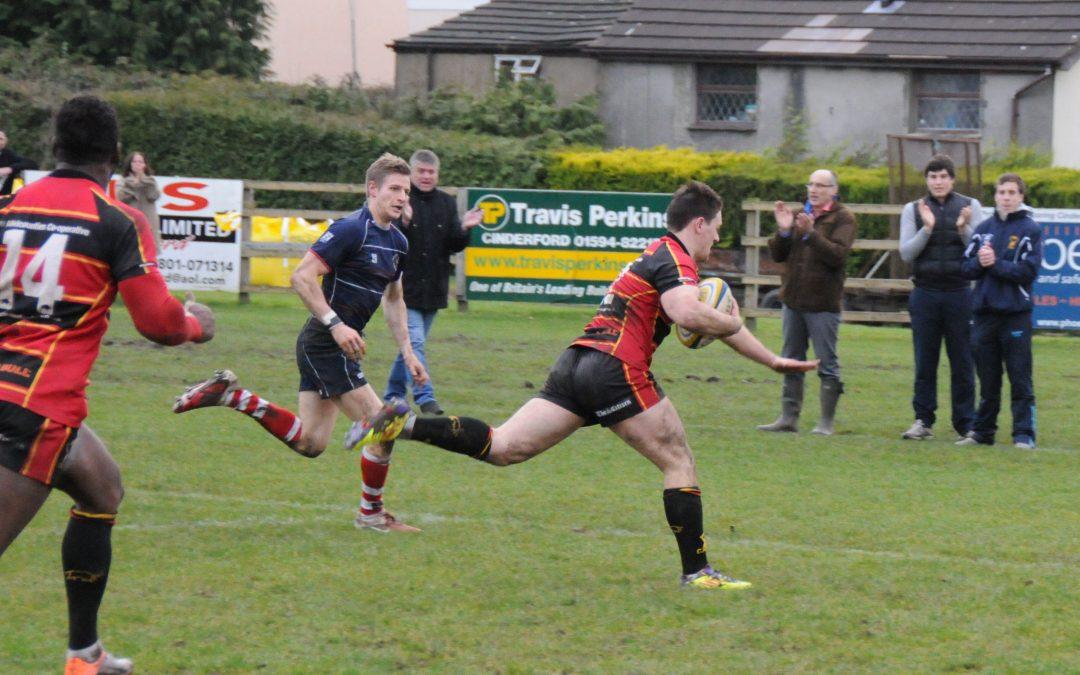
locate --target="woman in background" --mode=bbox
[117,151,162,252]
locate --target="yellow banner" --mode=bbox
[465,247,636,282]
[249,216,329,287]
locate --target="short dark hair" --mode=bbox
[924,154,956,178]
[666,181,723,232]
[996,172,1026,195]
[52,95,119,166]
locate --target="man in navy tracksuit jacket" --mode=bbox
[959,173,1042,449]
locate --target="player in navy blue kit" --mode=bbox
[174,154,427,532]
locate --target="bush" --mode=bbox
[0,0,271,79]
[547,147,1080,245]
[393,79,605,149]
[108,90,548,210]
[546,147,892,245]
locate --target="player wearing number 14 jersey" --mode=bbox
[349,182,819,589]
[0,96,215,675]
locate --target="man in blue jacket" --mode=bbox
[958,173,1042,449]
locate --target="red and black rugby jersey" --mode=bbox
[571,234,699,370]
[0,170,157,427]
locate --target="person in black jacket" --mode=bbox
[0,130,39,195]
[383,149,481,415]
[897,155,981,441]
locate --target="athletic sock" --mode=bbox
[62,509,116,650]
[359,449,390,517]
[409,416,493,460]
[663,487,709,575]
[224,389,302,448]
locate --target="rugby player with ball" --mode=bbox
[351,181,817,589]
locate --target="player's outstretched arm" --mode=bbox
[382,279,429,386]
[720,318,818,373]
[118,271,212,345]
[661,285,742,338]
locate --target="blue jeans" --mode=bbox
[909,287,975,434]
[971,311,1036,444]
[384,308,437,405]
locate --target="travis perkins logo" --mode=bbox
[474,194,510,232]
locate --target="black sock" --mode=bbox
[410,416,493,460]
[62,509,115,650]
[663,487,709,575]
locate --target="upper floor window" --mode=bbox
[696,65,758,128]
[915,71,982,131]
[495,55,541,82]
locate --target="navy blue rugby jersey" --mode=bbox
[300,205,408,348]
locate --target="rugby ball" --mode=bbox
[676,277,735,349]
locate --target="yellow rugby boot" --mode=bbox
[680,566,753,590]
[345,398,412,449]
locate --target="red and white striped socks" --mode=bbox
[359,449,391,517]
[224,389,303,449]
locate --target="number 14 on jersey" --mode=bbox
[0,230,69,318]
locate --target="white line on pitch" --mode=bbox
[681,423,1077,454]
[107,488,1074,572]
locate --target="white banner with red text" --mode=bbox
[24,171,242,292]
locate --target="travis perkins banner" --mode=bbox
[463,188,671,305]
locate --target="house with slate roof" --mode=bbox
[393,0,1080,167]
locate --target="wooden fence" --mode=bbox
[237,184,913,323]
[237,180,459,304]
[739,199,912,325]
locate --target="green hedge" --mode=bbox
[0,81,53,164]
[546,148,892,244]
[547,147,1080,244]
[108,91,546,210]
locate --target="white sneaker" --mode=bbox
[901,419,933,440]
[955,431,990,447]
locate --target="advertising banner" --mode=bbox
[24,171,243,292]
[463,188,671,304]
[1029,209,1080,330]
[975,206,1080,330]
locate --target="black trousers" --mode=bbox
[971,311,1036,443]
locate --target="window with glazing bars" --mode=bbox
[696,65,757,126]
[915,71,982,131]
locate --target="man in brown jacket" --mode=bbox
[757,169,856,435]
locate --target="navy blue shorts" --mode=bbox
[296,334,367,399]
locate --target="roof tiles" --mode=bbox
[395,0,1080,66]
